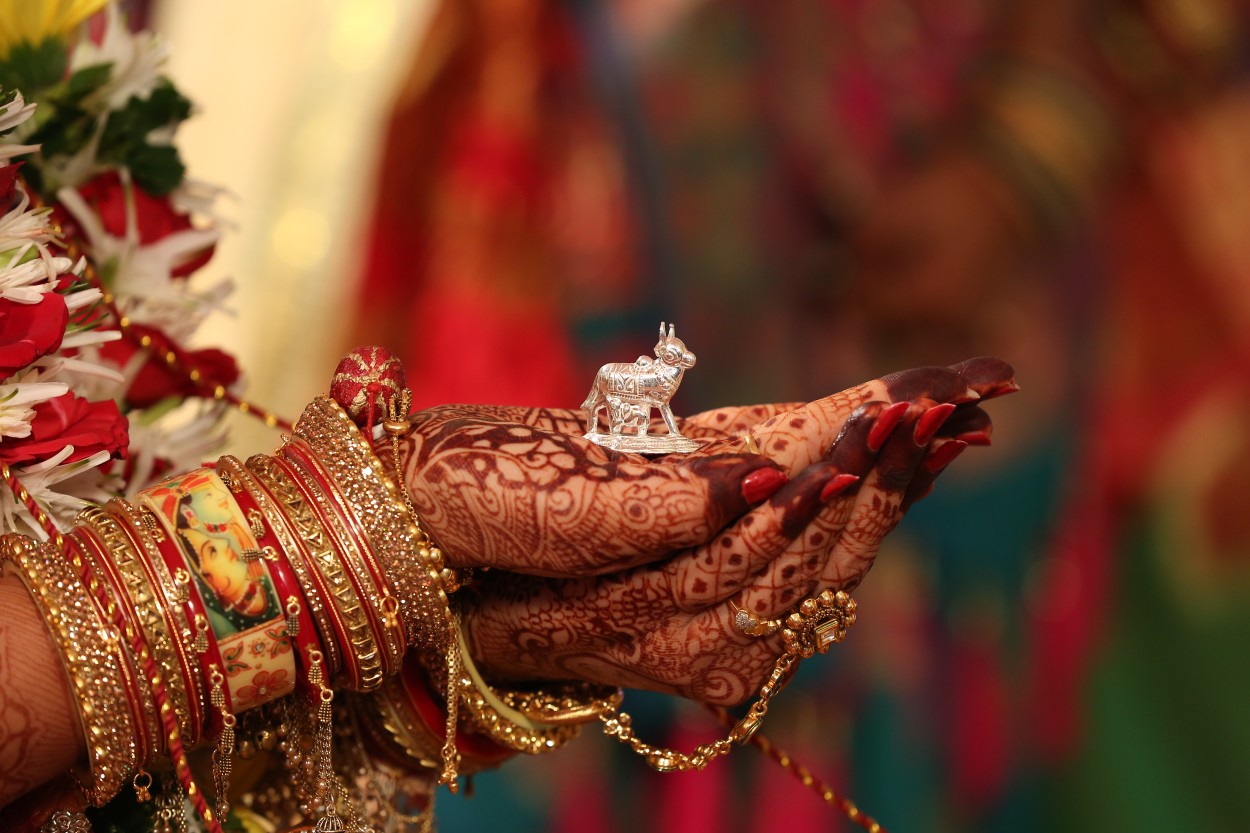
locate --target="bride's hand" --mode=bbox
[399,358,1015,703]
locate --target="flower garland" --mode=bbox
[0,1,277,539]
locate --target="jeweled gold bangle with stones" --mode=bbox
[0,534,136,806]
[65,526,154,762]
[281,441,405,676]
[246,452,384,692]
[289,395,455,665]
[268,453,384,692]
[107,499,206,746]
[219,454,343,679]
[75,507,167,759]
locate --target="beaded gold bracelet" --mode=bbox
[0,534,137,805]
[64,526,155,764]
[449,628,613,755]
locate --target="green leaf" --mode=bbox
[96,78,194,193]
[127,143,185,195]
[0,39,69,97]
[65,62,112,99]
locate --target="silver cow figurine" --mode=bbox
[582,322,701,454]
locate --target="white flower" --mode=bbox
[38,347,126,399]
[0,447,119,538]
[0,92,39,164]
[0,379,70,438]
[0,189,76,302]
[57,178,224,340]
[70,3,168,112]
[125,400,228,495]
[0,91,35,134]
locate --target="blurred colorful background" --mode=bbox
[152,0,1250,830]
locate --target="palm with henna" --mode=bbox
[397,357,1017,706]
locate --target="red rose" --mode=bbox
[52,171,215,277]
[100,323,241,409]
[0,294,69,381]
[0,163,22,205]
[0,392,129,466]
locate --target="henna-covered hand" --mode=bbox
[400,358,1016,704]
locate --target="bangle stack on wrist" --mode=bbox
[0,346,873,832]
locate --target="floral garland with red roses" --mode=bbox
[0,3,265,539]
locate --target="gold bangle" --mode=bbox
[246,452,384,692]
[107,499,206,746]
[281,444,405,677]
[0,534,137,805]
[75,507,169,759]
[216,454,343,678]
[290,395,455,665]
[451,628,609,755]
[67,525,154,762]
[354,681,442,771]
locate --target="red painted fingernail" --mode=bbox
[742,467,788,504]
[955,428,992,446]
[867,401,910,452]
[924,440,968,473]
[820,473,860,502]
[913,403,956,446]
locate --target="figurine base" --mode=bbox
[584,432,703,455]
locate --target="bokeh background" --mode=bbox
[151,0,1250,830]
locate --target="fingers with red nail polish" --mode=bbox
[867,400,911,452]
[821,473,860,502]
[924,439,968,473]
[913,402,956,445]
[671,461,847,606]
[741,466,788,504]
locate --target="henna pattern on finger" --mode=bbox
[463,569,780,706]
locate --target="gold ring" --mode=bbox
[728,599,782,638]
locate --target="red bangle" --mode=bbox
[70,516,162,759]
[138,468,297,717]
[281,440,406,674]
[64,526,155,761]
[215,456,325,692]
[107,499,208,747]
[254,453,382,691]
[400,659,514,769]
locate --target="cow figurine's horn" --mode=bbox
[668,323,676,337]
[659,321,666,339]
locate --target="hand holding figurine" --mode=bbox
[396,357,1017,703]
